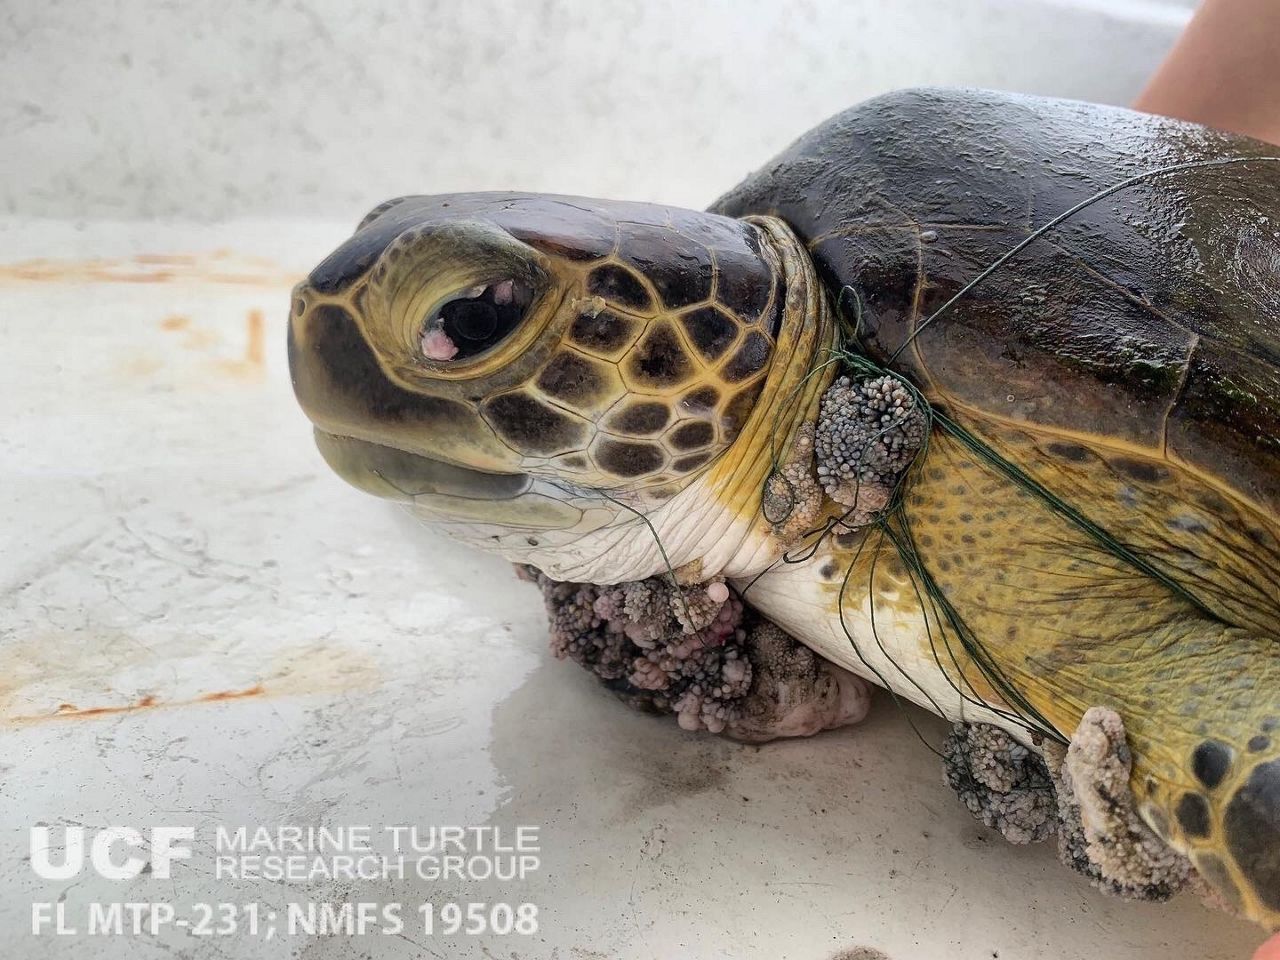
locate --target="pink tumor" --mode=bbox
[421,326,459,361]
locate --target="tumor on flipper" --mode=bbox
[943,712,1201,904]
[814,374,926,523]
[523,566,869,741]
[942,722,1058,844]
[1047,706,1192,902]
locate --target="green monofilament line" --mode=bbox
[889,154,1280,364]
[759,325,1062,740]
[805,205,1255,742]
[929,411,1220,623]
[809,332,1216,742]
[589,486,697,633]
[878,514,1063,742]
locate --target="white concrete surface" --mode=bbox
[7,1,1270,957]
[3,0,1193,222]
[0,219,1265,959]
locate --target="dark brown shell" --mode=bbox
[712,88,1280,514]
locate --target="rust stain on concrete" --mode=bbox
[145,307,269,381]
[214,309,268,379]
[0,252,302,288]
[14,686,266,724]
[2,635,380,726]
[245,309,265,366]
[200,684,266,702]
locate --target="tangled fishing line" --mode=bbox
[748,153,1280,750]
[527,154,1279,747]
[544,154,1280,755]
[517,153,1279,907]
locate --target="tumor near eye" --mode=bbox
[421,278,532,362]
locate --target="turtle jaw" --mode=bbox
[311,430,531,504]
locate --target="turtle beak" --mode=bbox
[311,430,531,503]
[310,428,586,534]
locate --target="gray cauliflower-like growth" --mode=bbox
[942,722,1058,844]
[524,567,871,741]
[524,567,751,734]
[943,711,1192,904]
[814,374,926,521]
[762,423,824,543]
[1047,707,1191,902]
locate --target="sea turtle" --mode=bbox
[286,88,1280,929]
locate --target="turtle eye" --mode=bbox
[420,278,532,362]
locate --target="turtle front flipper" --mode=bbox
[894,420,1280,928]
[1020,616,1280,927]
[522,567,870,743]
